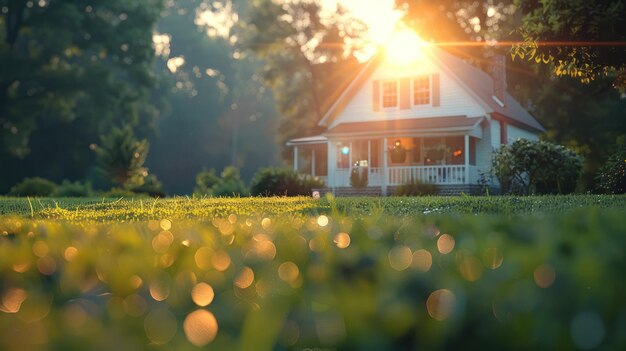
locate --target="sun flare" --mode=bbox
[384,29,430,65]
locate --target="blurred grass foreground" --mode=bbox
[1,196,626,350]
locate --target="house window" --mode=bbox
[381,80,398,108]
[413,75,430,105]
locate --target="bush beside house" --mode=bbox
[492,139,583,195]
[194,167,248,197]
[250,167,324,196]
[596,142,626,194]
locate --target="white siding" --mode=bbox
[328,53,488,128]
[490,119,501,147]
[507,125,540,142]
[476,122,493,171]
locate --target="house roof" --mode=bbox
[324,116,484,137]
[318,46,545,133]
[285,135,327,146]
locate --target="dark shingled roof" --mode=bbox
[325,116,483,136]
[430,46,545,132]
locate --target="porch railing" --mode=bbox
[387,165,467,185]
[333,165,469,187]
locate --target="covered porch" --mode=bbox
[286,116,485,195]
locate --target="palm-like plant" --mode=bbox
[95,127,149,189]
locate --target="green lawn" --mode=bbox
[1,195,625,350]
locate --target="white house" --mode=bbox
[287,34,544,195]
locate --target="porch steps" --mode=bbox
[313,185,486,197]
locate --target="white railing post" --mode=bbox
[311,148,316,177]
[464,135,470,184]
[294,146,298,172]
[382,138,388,195]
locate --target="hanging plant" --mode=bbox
[390,142,407,163]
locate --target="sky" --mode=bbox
[320,0,404,59]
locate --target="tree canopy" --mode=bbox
[0,0,163,157]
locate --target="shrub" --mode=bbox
[250,167,325,196]
[596,143,626,194]
[130,174,166,198]
[394,178,438,196]
[53,180,93,197]
[492,139,583,195]
[101,187,149,198]
[350,166,368,188]
[212,167,248,197]
[94,126,149,189]
[194,169,220,195]
[194,167,248,197]
[8,177,57,197]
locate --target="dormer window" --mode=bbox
[413,75,430,105]
[381,80,398,108]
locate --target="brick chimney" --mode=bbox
[491,55,506,106]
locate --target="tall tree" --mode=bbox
[145,0,281,194]
[240,0,366,161]
[512,0,626,90]
[0,0,163,192]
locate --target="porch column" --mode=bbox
[327,141,336,189]
[382,138,388,196]
[367,140,371,180]
[294,146,298,172]
[312,148,316,176]
[464,134,470,184]
[349,142,353,170]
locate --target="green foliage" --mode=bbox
[101,187,149,199]
[53,180,93,197]
[492,139,583,195]
[596,142,626,194]
[1,198,626,349]
[212,167,248,197]
[0,0,164,158]
[129,174,165,198]
[241,0,366,161]
[350,166,368,188]
[194,169,221,195]
[513,0,626,89]
[194,167,248,197]
[394,178,438,196]
[95,126,150,189]
[7,177,57,197]
[250,167,325,196]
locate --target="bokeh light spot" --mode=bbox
[183,309,218,347]
[412,249,432,272]
[317,215,329,227]
[194,247,213,270]
[482,247,504,269]
[234,267,254,289]
[388,245,413,271]
[192,283,215,307]
[261,218,272,229]
[278,262,300,283]
[64,246,79,261]
[437,234,455,254]
[0,287,27,313]
[333,232,351,249]
[144,307,178,345]
[211,250,231,272]
[160,219,172,231]
[534,264,556,288]
[458,256,483,282]
[426,289,456,321]
[570,310,605,349]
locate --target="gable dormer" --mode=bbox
[372,74,440,111]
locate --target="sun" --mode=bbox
[384,29,430,66]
